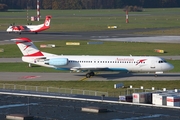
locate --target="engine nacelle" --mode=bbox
[44,58,68,66]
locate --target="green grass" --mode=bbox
[0,8,180,32]
[0,40,180,58]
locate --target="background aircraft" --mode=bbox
[7,15,51,34]
[12,37,174,78]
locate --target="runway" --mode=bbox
[1,28,180,43]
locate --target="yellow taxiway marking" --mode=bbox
[80,77,88,81]
[79,72,99,81]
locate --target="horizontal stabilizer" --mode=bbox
[11,38,32,43]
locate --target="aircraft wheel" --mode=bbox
[86,73,91,78]
[35,32,38,34]
[90,72,95,76]
[86,72,95,78]
[19,32,21,35]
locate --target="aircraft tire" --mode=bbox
[86,73,91,78]
[90,72,95,76]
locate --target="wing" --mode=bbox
[70,66,129,72]
[20,26,29,31]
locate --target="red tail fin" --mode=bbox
[34,15,52,32]
[44,15,51,27]
[11,37,44,57]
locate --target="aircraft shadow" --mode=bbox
[75,72,180,80]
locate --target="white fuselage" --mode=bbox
[6,24,44,32]
[22,55,174,73]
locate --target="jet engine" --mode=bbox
[44,58,68,66]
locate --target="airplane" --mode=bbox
[7,15,51,34]
[11,37,174,78]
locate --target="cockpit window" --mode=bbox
[158,60,167,63]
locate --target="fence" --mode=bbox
[0,83,108,97]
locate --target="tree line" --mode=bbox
[0,0,180,10]
[0,4,8,11]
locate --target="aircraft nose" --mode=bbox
[167,63,174,70]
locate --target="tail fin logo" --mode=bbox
[45,19,50,27]
[44,16,51,27]
[24,45,31,50]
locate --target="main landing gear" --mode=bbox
[86,71,95,78]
